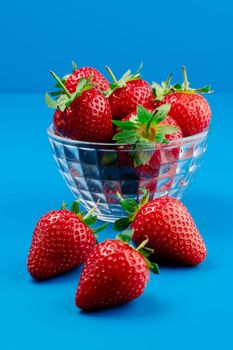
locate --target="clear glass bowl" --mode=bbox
[47,124,208,222]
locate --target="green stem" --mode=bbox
[105,66,118,84]
[83,199,100,220]
[165,72,172,89]
[49,70,72,98]
[116,192,124,201]
[182,65,189,90]
[92,223,108,235]
[136,237,149,251]
[61,201,68,209]
[71,60,78,72]
[145,111,157,138]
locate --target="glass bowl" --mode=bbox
[47,124,208,222]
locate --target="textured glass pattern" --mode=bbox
[48,125,208,222]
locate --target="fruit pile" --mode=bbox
[46,63,212,199]
[46,62,212,144]
[28,190,207,311]
[27,62,211,311]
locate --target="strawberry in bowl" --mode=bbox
[152,66,212,136]
[65,61,110,94]
[112,104,183,195]
[105,64,155,120]
[46,70,113,143]
[46,63,212,222]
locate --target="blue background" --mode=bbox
[0,0,233,92]
[0,0,233,349]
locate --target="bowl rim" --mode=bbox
[47,123,209,148]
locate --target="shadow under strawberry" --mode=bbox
[78,294,167,317]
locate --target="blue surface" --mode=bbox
[0,0,233,92]
[0,92,232,349]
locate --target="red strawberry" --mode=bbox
[75,238,159,311]
[113,105,183,194]
[153,66,212,136]
[105,65,155,120]
[114,192,207,266]
[53,88,113,142]
[27,202,107,280]
[65,65,110,94]
[46,71,113,142]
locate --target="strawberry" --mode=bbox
[105,65,155,120]
[152,66,212,136]
[27,201,107,280]
[113,191,207,266]
[75,237,159,311]
[65,62,110,94]
[113,104,182,194]
[46,71,113,142]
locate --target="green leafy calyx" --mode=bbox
[152,66,213,101]
[45,70,93,112]
[104,64,143,97]
[62,200,107,237]
[116,229,134,244]
[113,104,177,145]
[151,72,172,101]
[117,234,160,274]
[113,104,178,167]
[114,191,160,274]
[113,188,150,231]
[112,104,178,166]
